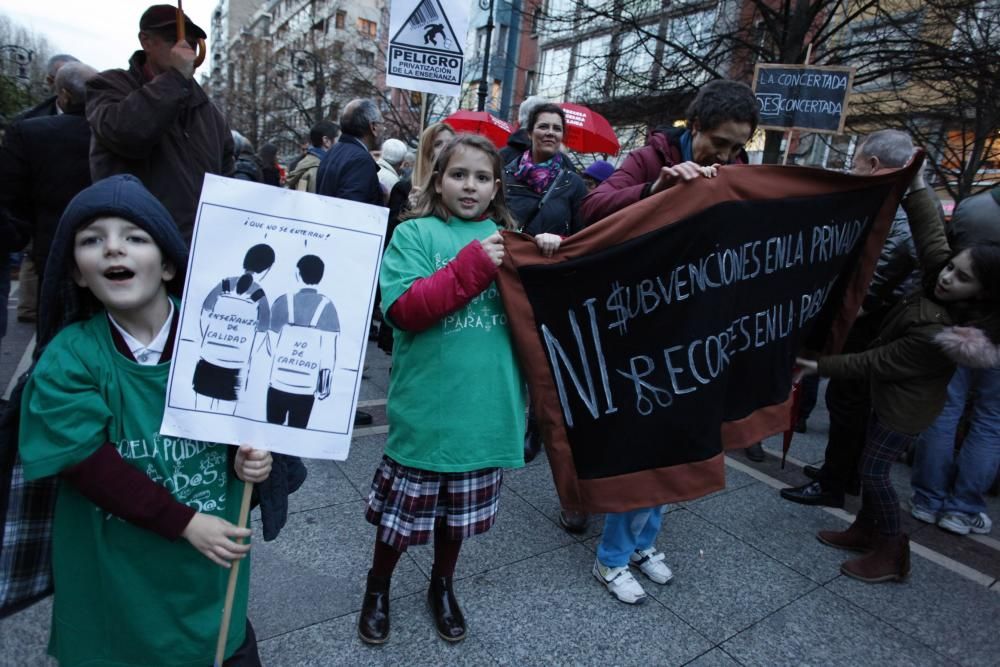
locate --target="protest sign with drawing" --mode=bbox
[496,158,921,513]
[161,174,388,460]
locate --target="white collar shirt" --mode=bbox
[107,301,175,366]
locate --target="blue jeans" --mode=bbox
[596,505,664,568]
[912,366,1000,515]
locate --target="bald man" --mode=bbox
[12,54,80,121]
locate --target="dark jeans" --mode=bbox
[818,309,888,492]
[266,386,315,428]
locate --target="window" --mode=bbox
[357,49,375,68]
[655,9,715,88]
[331,41,344,58]
[842,18,912,91]
[358,18,378,38]
[525,70,537,95]
[335,10,346,29]
[669,8,718,59]
[496,24,509,56]
[574,35,610,99]
[614,28,654,95]
[538,47,570,100]
[476,26,488,55]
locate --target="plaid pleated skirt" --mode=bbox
[365,455,503,551]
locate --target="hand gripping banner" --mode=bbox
[497,160,921,513]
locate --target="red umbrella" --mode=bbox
[443,111,512,149]
[559,103,620,155]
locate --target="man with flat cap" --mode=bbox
[86,4,233,243]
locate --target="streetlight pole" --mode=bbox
[0,45,34,82]
[475,0,495,112]
[291,49,326,124]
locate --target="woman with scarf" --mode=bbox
[503,103,587,237]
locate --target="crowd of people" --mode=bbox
[0,3,998,666]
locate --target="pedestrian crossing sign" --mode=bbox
[386,0,469,96]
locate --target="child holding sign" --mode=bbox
[358,134,558,644]
[797,167,1000,583]
[19,175,272,665]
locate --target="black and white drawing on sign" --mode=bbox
[194,243,275,414]
[161,174,388,460]
[386,0,468,95]
[423,23,445,45]
[266,255,340,429]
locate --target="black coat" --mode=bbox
[0,110,92,266]
[12,95,59,123]
[233,154,263,182]
[499,128,531,166]
[316,134,383,206]
[503,158,587,236]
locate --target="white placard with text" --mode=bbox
[161,175,387,460]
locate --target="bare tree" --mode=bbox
[0,13,55,122]
[210,27,437,157]
[537,0,898,161]
[850,0,1000,201]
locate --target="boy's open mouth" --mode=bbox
[104,267,135,281]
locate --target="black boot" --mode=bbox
[427,576,467,642]
[358,570,391,644]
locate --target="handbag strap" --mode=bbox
[521,169,566,231]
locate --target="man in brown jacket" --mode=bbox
[86,5,233,243]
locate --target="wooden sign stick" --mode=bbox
[782,43,815,166]
[213,480,254,667]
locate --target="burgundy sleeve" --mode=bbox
[579,146,657,225]
[60,442,196,541]
[388,239,499,332]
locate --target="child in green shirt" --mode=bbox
[358,134,561,645]
[19,174,272,666]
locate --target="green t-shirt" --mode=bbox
[19,312,249,667]
[380,216,526,472]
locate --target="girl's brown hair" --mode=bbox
[406,133,517,230]
[412,122,455,190]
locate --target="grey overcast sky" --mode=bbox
[1,1,218,72]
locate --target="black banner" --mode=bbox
[498,162,917,512]
[518,188,888,479]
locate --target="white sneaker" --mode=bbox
[939,511,992,535]
[909,501,939,525]
[593,559,647,604]
[629,548,674,585]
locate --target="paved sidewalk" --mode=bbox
[2,310,999,666]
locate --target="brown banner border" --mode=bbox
[498,159,921,512]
